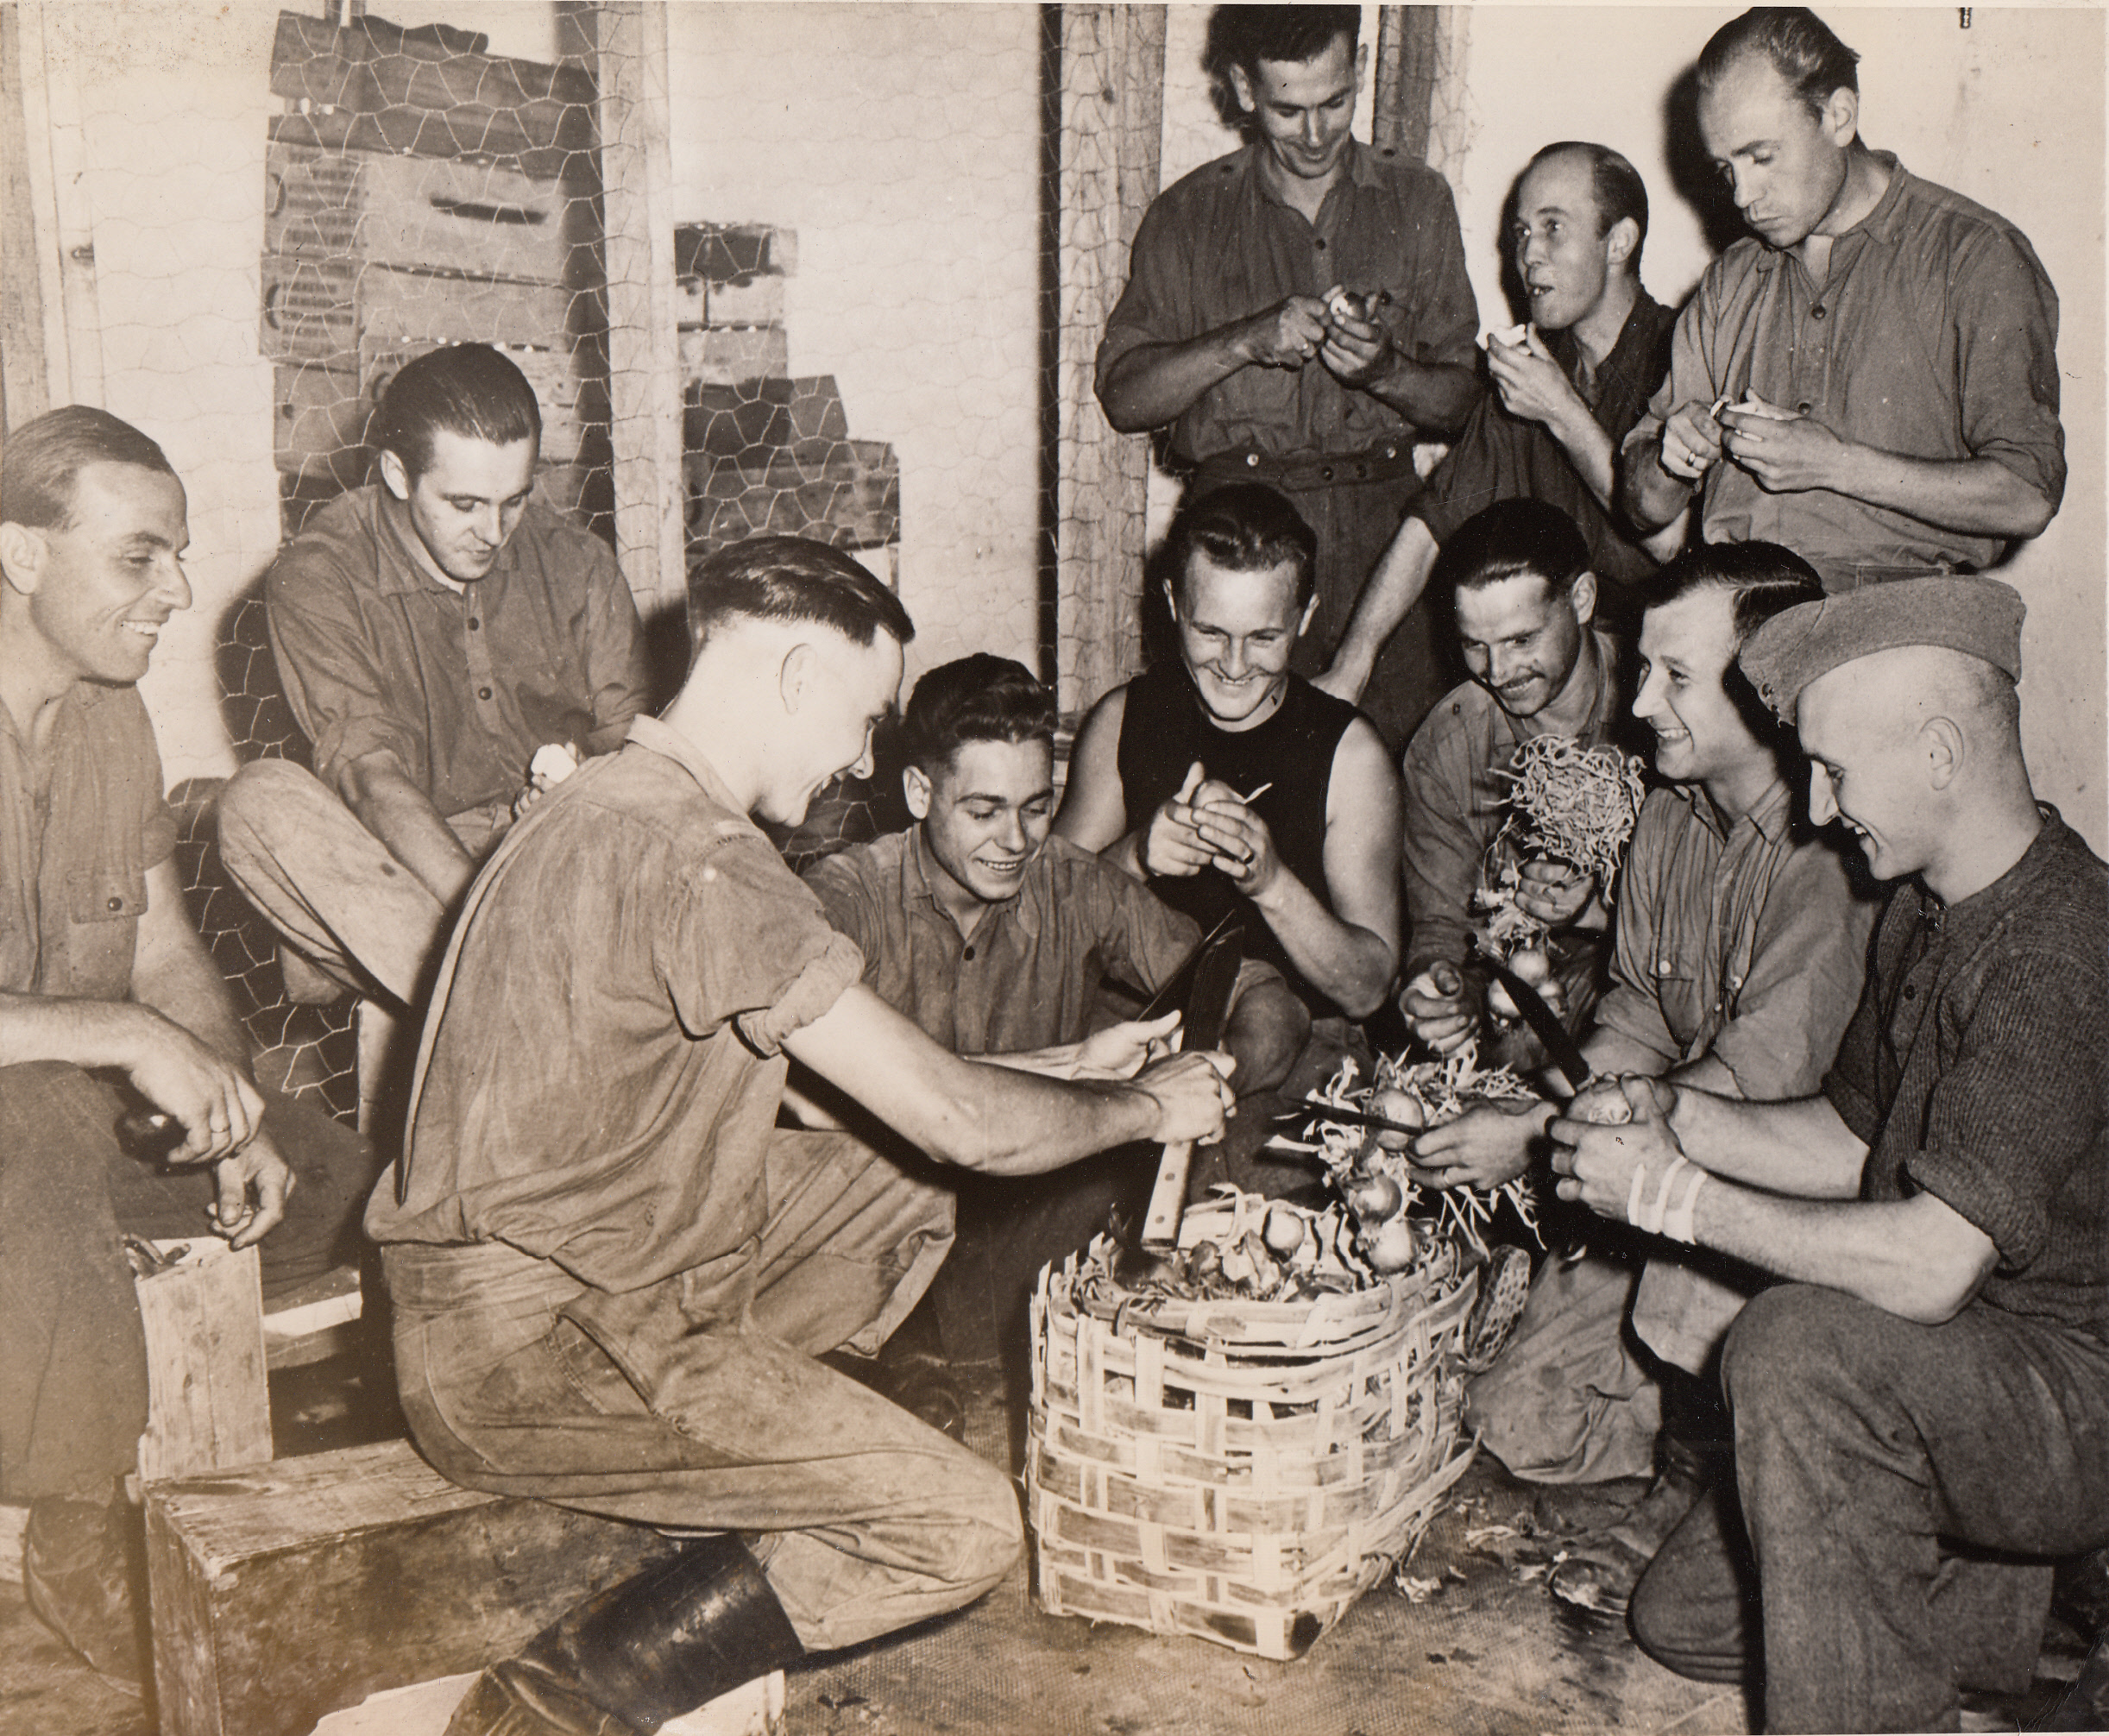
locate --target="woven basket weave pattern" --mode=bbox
[1027,1252,1479,1660]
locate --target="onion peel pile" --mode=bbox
[1473,735,1646,954]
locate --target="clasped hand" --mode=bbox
[1546,1075,1681,1223]
[1134,1047,1238,1146]
[1144,763,1281,896]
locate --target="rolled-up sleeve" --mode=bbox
[1401,715,1487,982]
[1954,226,2065,512]
[265,545,426,795]
[1095,196,1186,398]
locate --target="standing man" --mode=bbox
[1397,500,1646,1066]
[1098,3,1480,749]
[219,343,649,1015]
[1056,483,1402,1041]
[1411,544,1877,1608]
[0,408,380,1683]
[372,538,1237,1736]
[1549,576,2106,1733]
[1621,7,2063,588]
[805,652,1308,1370]
[1323,142,1678,713]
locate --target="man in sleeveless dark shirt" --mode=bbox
[1056,483,1401,1043]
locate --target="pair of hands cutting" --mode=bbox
[1239,288,1395,391]
[1400,858,1600,1055]
[1143,762,1283,901]
[1659,393,1846,494]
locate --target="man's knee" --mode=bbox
[217,758,333,865]
[932,1447,1023,1599]
[1721,1283,1868,1421]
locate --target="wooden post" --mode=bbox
[595,1,687,626]
[135,1242,273,1486]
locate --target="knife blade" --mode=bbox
[1471,939,1594,1094]
[1276,1098,1425,1140]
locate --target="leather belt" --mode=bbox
[1187,441,1421,494]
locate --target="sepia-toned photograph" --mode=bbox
[0,3,2102,1732]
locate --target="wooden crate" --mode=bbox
[135,1242,272,1486]
[1026,1231,1477,1661]
[260,254,358,364]
[272,364,369,484]
[358,264,576,352]
[145,1438,683,1736]
[685,441,898,555]
[678,324,790,390]
[362,337,589,463]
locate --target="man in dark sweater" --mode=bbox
[1547,576,2108,1731]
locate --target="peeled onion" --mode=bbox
[1262,1205,1308,1256]
[1576,1084,1634,1126]
[1509,947,1553,986]
[1343,1172,1403,1223]
[1359,1217,1419,1273]
[1487,978,1520,1022]
[1367,1086,1425,1148]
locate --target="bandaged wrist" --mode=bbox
[1662,1166,1708,1247]
[1630,1155,1691,1237]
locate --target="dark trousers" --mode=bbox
[1630,1283,2109,1733]
[0,1060,381,1501]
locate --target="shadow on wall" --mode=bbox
[1664,65,1748,261]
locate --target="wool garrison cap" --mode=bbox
[1738,575,2026,726]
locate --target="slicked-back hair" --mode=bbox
[1641,541,1826,656]
[1167,482,1318,612]
[1525,141,1650,273]
[1433,500,1590,602]
[1,406,176,531]
[1698,8,1860,116]
[1207,4,1359,80]
[901,654,1056,774]
[689,535,915,657]
[371,343,542,480]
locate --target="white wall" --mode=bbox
[664,3,1043,690]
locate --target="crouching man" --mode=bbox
[1547,576,2108,1732]
[368,538,1237,1735]
[0,408,381,1683]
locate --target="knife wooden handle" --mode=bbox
[1140,1141,1195,1251]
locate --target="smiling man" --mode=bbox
[1410,543,1877,1613]
[1097,3,1479,750]
[1322,142,1678,719]
[1539,575,2108,1731]
[0,408,380,1684]
[1621,7,2064,588]
[373,538,1238,1735]
[803,654,1305,1382]
[1396,500,1646,1066]
[218,343,648,1026]
[1057,483,1401,1039]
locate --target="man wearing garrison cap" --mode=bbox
[1543,575,2108,1731]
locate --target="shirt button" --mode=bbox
[1903,984,1917,1000]
[468,616,481,631]
[1314,238,1326,251]
[1657,959,1674,977]
[962,946,976,962]
[1810,305,1827,321]
[107,895,123,912]
[1245,453,1260,469]
[478,686,493,701]
[1319,465,1334,482]
[1797,401,1813,415]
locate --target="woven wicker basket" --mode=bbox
[1026,1233,1478,1660]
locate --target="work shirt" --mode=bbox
[806,828,1243,1056]
[0,682,176,1000]
[1596,777,1877,1098]
[1097,139,1478,463]
[1401,631,1641,990]
[266,486,650,817]
[1417,292,1677,607]
[1826,812,2107,1337]
[1627,155,2064,588]
[370,715,866,1318]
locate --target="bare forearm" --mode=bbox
[1099,330,1254,432]
[1670,1087,1867,1198]
[1828,448,2055,538]
[133,947,252,1073]
[1621,431,1697,532]
[1250,875,1394,1019]
[0,991,165,1072]
[1362,358,1476,436]
[339,755,475,906]
[1329,517,1438,689]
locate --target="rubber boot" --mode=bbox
[445,1533,804,1736]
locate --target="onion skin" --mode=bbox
[1262,1205,1308,1256]
[1359,1217,1418,1273]
[1367,1086,1424,1148]
[1509,947,1553,986]
[1343,1173,1404,1223]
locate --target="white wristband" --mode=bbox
[1663,1167,1708,1246]
[1634,1155,1689,1236]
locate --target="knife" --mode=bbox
[1276,1098,1426,1140]
[1137,921,1243,1252]
[1135,908,1242,1022]
[1470,938,1594,1094]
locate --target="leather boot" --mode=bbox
[446,1533,804,1736]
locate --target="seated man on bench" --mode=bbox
[0,408,382,1685]
[368,538,1237,1735]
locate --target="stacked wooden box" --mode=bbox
[261,10,604,531]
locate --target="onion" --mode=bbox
[1262,1205,1308,1256]
[1509,947,1553,986]
[1367,1086,1424,1148]
[1359,1217,1419,1273]
[1343,1173,1403,1223]
[1487,978,1520,1022]
[1576,1085,1634,1126]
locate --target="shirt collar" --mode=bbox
[1922,803,2064,949]
[1683,773,1791,844]
[1752,150,1908,276]
[623,714,751,816]
[905,822,1043,941]
[371,484,500,601]
[1238,137,1381,210]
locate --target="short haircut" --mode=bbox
[688,535,915,653]
[1641,541,1825,656]
[1433,500,1590,601]
[900,654,1056,774]
[1207,4,1359,83]
[371,343,542,479]
[1,406,176,531]
[1525,141,1650,272]
[1698,8,1860,116]
[1166,482,1317,612]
